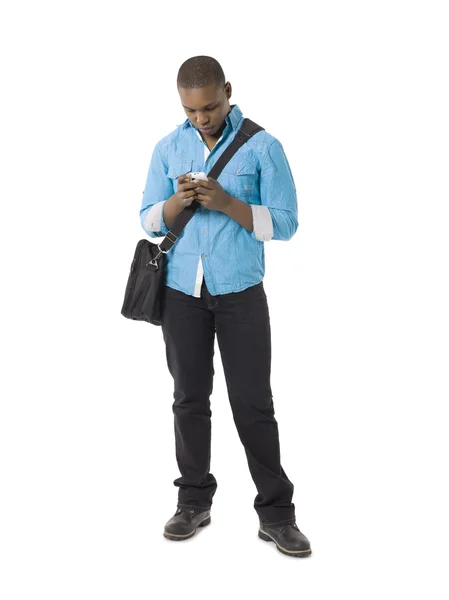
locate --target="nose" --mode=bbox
[195,111,210,127]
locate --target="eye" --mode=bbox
[186,106,216,113]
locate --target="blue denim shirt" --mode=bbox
[140,104,298,297]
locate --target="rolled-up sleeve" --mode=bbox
[250,139,298,242]
[139,141,172,238]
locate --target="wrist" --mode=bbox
[222,194,235,213]
[169,194,186,212]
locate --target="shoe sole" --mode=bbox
[163,516,211,541]
[258,528,312,557]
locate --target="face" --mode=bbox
[178,81,232,138]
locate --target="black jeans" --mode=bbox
[160,278,296,526]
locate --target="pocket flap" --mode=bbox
[223,160,257,176]
[167,160,193,179]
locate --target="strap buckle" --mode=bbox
[146,243,169,269]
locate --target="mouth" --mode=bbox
[199,126,213,132]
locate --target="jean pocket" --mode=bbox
[224,282,268,322]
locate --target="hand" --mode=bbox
[174,173,201,208]
[194,177,232,212]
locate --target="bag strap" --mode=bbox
[157,117,264,255]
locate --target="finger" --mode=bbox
[196,183,211,192]
[201,180,213,190]
[180,180,199,190]
[178,173,197,185]
[184,190,196,201]
[196,193,210,203]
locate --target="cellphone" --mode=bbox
[188,171,208,182]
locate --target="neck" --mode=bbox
[210,105,233,139]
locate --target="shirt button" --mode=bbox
[202,254,207,258]
[202,230,207,234]
[236,169,240,173]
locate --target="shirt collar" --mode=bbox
[179,104,243,132]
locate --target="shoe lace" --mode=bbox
[175,508,196,516]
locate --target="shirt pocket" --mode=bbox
[167,160,194,192]
[221,159,258,199]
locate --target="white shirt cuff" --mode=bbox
[250,205,274,241]
[143,201,169,235]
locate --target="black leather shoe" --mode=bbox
[258,522,312,557]
[163,507,211,541]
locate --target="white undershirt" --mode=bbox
[192,129,224,297]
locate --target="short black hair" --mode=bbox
[177,56,226,90]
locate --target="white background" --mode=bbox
[1,0,448,598]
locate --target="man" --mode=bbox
[140,56,311,558]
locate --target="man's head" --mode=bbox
[177,56,232,138]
